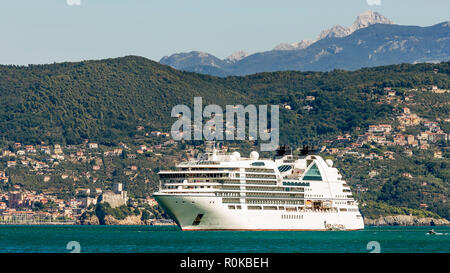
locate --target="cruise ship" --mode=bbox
[153,142,364,231]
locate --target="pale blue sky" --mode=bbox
[1,0,449,65]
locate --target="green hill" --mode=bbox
[0,56,245,145]
[1,56,448,146]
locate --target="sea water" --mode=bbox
[0,225,448,253]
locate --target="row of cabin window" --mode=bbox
[281,215,303,219]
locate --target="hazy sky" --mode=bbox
[1,0,449,65]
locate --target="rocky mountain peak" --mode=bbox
[319,11,393,40]
[317,25,352,40]
[350,10,394,32]
[225,51,249,63]
[273,40,315,51]
[277,11,393,50]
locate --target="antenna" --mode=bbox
[275,145,292,157]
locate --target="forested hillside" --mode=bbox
[0,56,448,147]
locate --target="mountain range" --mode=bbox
[274,10,394,50]
[159,11,450,76]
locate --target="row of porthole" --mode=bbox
[281,215,303,219]
[174,200,215,204]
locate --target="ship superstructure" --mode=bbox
[153,142,364,230]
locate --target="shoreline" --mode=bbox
[1,215,448,227]
[364,215,450,226]
[0,223,448,227]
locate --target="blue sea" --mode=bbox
[0,225,448,253]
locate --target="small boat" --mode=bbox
[427,229,437,235]
[426,229,444,235]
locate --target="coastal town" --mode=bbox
[324,87,447,160]
[0,133,177,225]
[0,84,448,225]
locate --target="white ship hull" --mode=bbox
[154,194,364,231]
